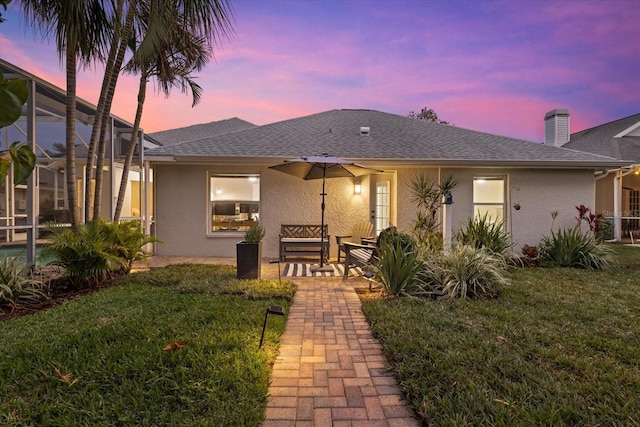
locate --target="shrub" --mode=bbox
[374,240,423,297]
[378,228,415,252]
[539,228,614,269]
[101,220,158,272]
[42,219,157,287]
[456,213,514,256]
[520,244,540,266]
[419,245,508,299]
[0,257,45,308]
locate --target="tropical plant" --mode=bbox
[244,222,266,244]
[42,219,156,287]
[373,240,423,297]
[89,0,234,221]
[410,174,457,251]
[539,228,614,269]
[114,5,212,220]
[455,213,517,263]
[0,71,37,185]
[20,0,111,227]
[101,220,158,272]
[420,245,509,299]
[20,0,234,222]
[0,257,45,308]
[42,220,125,288]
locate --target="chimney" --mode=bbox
[544,109,570,146]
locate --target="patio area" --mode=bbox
[134,257,419,426]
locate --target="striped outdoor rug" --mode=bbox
[283,263,362,277]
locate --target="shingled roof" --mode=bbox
[562,113,640,163]
[146,109,626,168]
[149,117,256,145]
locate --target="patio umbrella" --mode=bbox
[270,154,382,271]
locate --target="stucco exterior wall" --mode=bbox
[154,163,597,257]
[154,163,370,258]
[394,167,596,250]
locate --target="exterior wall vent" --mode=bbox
[360,126,370,136]
[544,109,570,146]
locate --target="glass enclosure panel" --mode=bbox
[38,167,69,224]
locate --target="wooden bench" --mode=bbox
[279,224,330,262]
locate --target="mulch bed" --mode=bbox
[0,269,121,322]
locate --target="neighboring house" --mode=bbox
[546,109,640,240]
[145,109,626,259]
[150,118,256,145]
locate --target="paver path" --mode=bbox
[134,257,420,426]
[262,275,419,426]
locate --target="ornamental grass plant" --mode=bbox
[420,245,509,299]
[0,257,45,308]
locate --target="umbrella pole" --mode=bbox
[312,165,333,273]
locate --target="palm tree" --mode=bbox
[88,0,234,221]
[19,0,110,228]
[113,8,210,221]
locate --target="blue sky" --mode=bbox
[1,0,638,141]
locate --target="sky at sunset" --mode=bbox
[1,0,638,142]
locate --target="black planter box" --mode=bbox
[236,241,262,279]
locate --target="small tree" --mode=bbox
[410,174,457,251]
[408,107,452,125]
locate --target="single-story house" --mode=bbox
[146,109,626,259]
[545,109,640,240]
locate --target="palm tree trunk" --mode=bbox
[92,1,137,221]
[114,74,147,221]
[84,0,126,223]
[65,44,79,228]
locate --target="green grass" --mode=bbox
[361,244,640,425]
[0,264,295,426]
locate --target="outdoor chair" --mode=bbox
[343,226,396,277]
[335,220,374,263]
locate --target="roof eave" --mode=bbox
[146,155,630,169]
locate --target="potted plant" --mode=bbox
[236,223,265,279]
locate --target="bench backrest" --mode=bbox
[281,224,328,238]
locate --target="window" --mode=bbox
[375,180,390,235]
[473,177,505,223]
[210,174,260,233]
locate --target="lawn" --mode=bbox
[361,244,640,425]
[0,264,295,426]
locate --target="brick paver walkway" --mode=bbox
[262,275,419,427]
[135,257,419,426]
